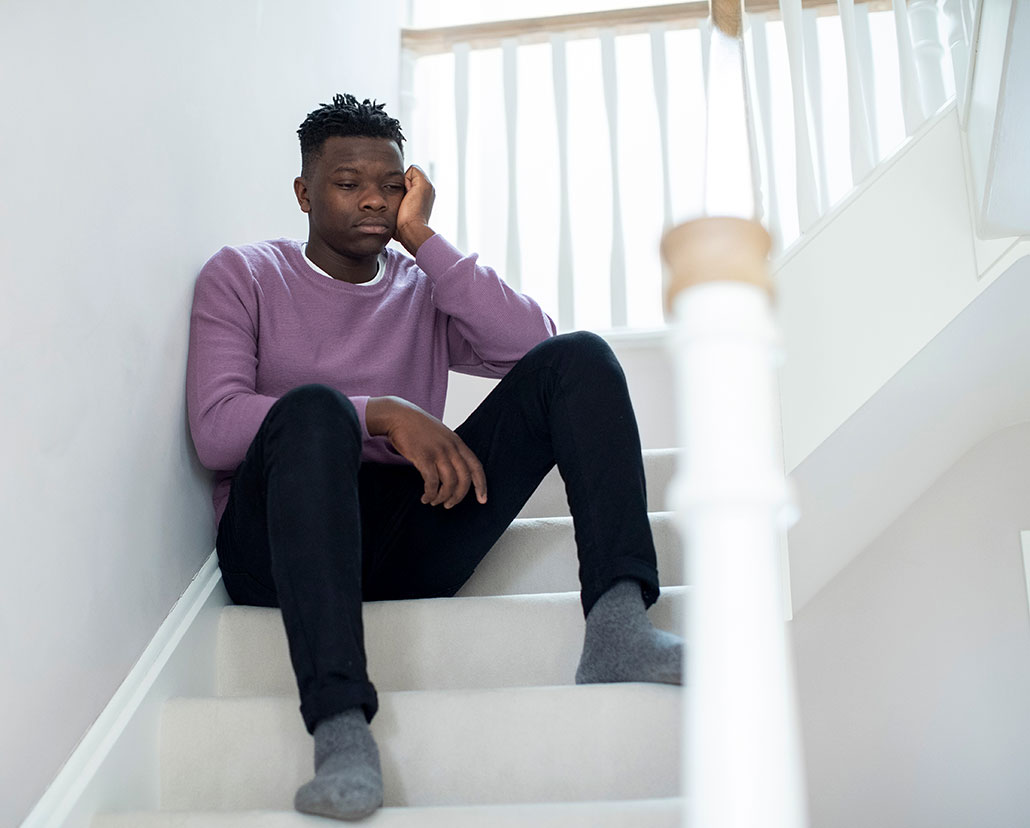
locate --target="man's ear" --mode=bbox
[294,177,311,213]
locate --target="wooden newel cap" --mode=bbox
[661,216,773,311]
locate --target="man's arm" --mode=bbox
[186,247,280,471]
[393,166,557,377]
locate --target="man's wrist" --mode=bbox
[397,222,435,257]
[366,396,401,437]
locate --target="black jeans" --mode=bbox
[215,331,659,733]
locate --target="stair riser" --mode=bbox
[217,588,687,697]
[160,686,682,810]
[518,449,677,518]
[458,511,682,598]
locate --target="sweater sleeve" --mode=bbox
[186,247,280,472]
[414,234,557,378]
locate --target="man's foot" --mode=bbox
[576,578,683,685]
[294,707,383,821]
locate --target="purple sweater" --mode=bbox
[186,234,556,524]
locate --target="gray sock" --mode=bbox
[576,579,683,685]
[294,707,383,821]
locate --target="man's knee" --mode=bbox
[530,331,620,374]
[270,384,362,447]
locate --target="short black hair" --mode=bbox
[297,93,405,177]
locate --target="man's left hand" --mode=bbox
[395,165,436,256]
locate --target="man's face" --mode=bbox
[295,135,406,259]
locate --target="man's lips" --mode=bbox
[355,218,391,234]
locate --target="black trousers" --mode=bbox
[215,332,659,733]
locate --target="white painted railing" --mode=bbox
[401,2,978,331]
[664,218,806,828]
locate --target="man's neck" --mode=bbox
[305,238,381,284]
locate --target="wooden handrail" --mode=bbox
[402,0,893,56]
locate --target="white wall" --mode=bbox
[792,420,1030,827]
[0,2,402,824]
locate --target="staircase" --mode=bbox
[92,449,687,826]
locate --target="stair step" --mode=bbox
[94,798,684,827]
[218,586,688,696]
[457,511,681,598]
[160,684,681,810]
[518,448,677,518]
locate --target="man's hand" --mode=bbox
[394,165,437,256]
[366,396,487,508]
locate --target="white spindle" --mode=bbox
[399,50,417,161]
[551,34,575,332]
[838,0,876,183]
[453,42,471,253]
[801,7,830,214]
[741,16,765,230]
[749,14,781,243]
[940,0,970,114]
[909,0,947,115]
[600,29,628,329]
[892,0,926,134]
[700,17,712,100]
[854,2,881,162]
[502,38,522,291]
[704,25,755,219]
[650,24,674,230]
[779,0,819,232]
[663,218,807,828]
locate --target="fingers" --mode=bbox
[457,442,488,505]
[418,437,485,509]
[405,164,431,189]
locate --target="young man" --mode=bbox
[186,93,681,822]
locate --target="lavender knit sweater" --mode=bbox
[186,233,556,523]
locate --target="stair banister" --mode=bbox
[666,4,807,825]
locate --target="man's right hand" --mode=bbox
[366,396,487,509]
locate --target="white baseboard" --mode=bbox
[21,552,228,828]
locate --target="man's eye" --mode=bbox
[385,184,404,192]
[335,182,356,189]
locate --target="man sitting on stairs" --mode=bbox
[185,93,682,822]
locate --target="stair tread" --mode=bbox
[93,797,684,827]
[161,684,682,810]
[218,586,688,696]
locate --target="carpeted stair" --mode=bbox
[92,449,685,826]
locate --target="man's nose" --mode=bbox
[360,186,387,210]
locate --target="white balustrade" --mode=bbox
[940,0,971,114]
[749,13,782,244]
[909,0,948,115]
[650,23,674,231]
[600,28,628,329]
[854,2,881,162]
[502,37,522,292]
[891,0,927,135]
[779,0,820,232]
[404,0,960,329]
[700,17,712,100]
[838,0,876,183]
[801,7,830,214]
[550,33,575,332]
[453,42,471,253]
